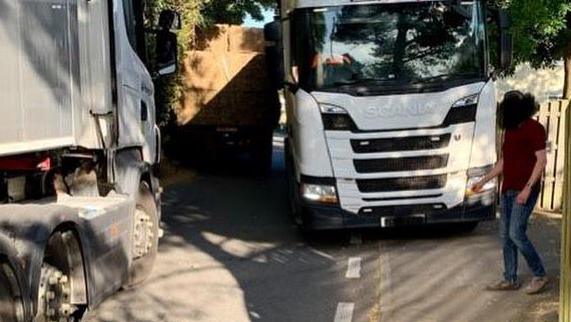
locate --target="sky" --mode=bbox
[243,8,275,28]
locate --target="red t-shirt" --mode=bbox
[502,118,546,192]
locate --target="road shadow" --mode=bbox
[86,139,344,322]
[86,141,561,322]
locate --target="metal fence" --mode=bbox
[535,99,570,213]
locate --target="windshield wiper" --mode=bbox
[333,78,403,86]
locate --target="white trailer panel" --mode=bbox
[0,0,80,156]
[0,0,115,157]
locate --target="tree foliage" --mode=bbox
[497,0,571,67]
[493,0,571,97]
[201,0,276,25]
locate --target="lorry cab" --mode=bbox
[266,0,513,231]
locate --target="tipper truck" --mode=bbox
[0,0,178,320]
[178,25,281,173]
[265,0,514,231]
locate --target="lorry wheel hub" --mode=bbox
[133,208,153,259]
[38,265,74,322]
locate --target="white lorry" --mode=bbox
[265,0,513,231]
[0,0,178,320]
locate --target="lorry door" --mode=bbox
[115,0,157,164]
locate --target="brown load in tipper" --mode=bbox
[179,25,279,127]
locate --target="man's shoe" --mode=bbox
[486,280,521,291]
[525,277,548,295]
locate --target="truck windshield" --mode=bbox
[292,1,487,94]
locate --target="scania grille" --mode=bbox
[354,155,449,173]
[351,134,451,153]
[356,175,447,193]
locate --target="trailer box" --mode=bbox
[0,0,114,157]
[177,25,280,171]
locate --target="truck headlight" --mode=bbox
[452,94,479,108]
[320,103,356,131]
[319,103,348,114]
[466,176,497,196]
[322,114,356,131]
[301,183,338,204]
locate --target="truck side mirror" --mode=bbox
[264,21,285,90]
[498,10,513,71]
[156,30,178,76]
[155,9,180,77]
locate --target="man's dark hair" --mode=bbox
[499,90,539,129]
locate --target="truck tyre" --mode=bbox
[36,263,77,322]
[0,262,24,322]
[125,182,159,287]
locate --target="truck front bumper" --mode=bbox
[301,197,497,231]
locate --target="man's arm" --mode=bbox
[516,149,547,204]
[472,158,503,192]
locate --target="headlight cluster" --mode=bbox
[465,166,498,206]
[320,104,356,131]
[300,183,338,204]
[452,94,479,108]
[466,176,497,197]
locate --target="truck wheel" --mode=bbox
[125,182,159,287]
[0,262,24,322]
[36,263,76,322]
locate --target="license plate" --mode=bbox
[381,214,425,227]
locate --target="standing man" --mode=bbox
[473,91,549,294]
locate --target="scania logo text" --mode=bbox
[364,104,435,118]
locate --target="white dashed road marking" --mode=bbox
[346,257,362,279]
[334,302,355,322]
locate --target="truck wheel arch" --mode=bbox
[0,237,29,322]
[115,148,160,197]
[31,224,89,317]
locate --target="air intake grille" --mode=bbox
[354,155,449,173]
[358,203,447,217]
[356,175,447,193]
[351,134,451,153]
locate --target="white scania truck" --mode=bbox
[265,0,513,231]
[0,0,178,320]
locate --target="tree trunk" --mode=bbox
[564,44,571,99]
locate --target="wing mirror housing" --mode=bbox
[154,9,180,78]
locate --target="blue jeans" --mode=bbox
[500,189,546,282]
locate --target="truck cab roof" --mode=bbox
[287,0,446,10]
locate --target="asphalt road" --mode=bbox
[85,140,560,322]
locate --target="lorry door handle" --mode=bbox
[141,101,148,122]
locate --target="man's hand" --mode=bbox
[471,181,485,194]
[516,187,531,205]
